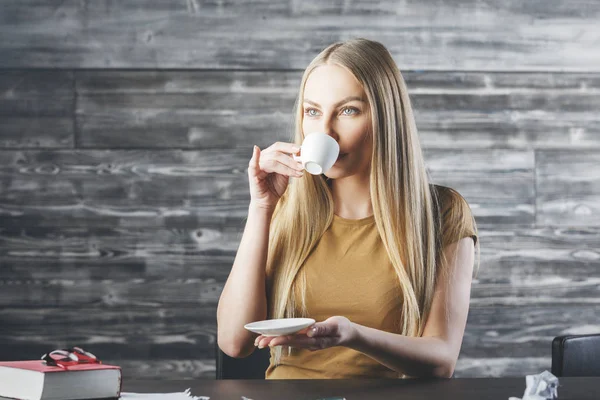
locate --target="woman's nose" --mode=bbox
[318,119,339,141]
[325,131,339,143]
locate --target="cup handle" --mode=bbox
[292,153,302,162]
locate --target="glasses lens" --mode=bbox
[70,347,97,360]
[50,350,77,361]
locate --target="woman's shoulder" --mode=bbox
[430,184,478,246]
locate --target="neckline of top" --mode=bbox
[332,213,375,226]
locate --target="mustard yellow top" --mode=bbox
[265,185,477,379]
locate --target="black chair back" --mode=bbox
[552,334,600,377]
[216,345,271,379]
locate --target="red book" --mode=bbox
[0,360,121,400]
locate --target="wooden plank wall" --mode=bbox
[1,1,599,379]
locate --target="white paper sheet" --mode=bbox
[120,388,210,400]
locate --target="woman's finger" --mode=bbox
[266,335,296,347]
[257,336,277,349]
[296,326,312,335]
[272,151,304,172]
[270,335,326,349]
[254,335,268,346]
[267,141,301,156]
[259,156,303,177]
[248,146,269,180]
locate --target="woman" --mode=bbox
[217,38,479,379]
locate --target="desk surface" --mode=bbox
[123,377,599,400]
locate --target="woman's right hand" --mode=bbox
[248,142,304,211]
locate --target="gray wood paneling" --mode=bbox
[474,227,600,286]
[1,224,598,373]
[426,149,535,226]
[463,305,600,358]
[0,307,216,378]
[0,280,221,307]
[4,226,597,305]
[412,72,600,149]
[455,357,550,378]
[1,1,599,71]
[1,0,599,380]
[0,149,251,228]
[537,150,600,227]
[3,303,593,377]
[75,70,298,149]
[0,149,533,229]
[75,70,600,149]
[0,69,574,150]
[115,359,215,380]
[0,71,74,148]
[0,307,217,356]
[0,227,238,281]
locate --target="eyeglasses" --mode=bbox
[41,347,101,370]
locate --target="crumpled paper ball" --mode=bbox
[509,370,559,400]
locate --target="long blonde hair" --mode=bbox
[265,38,479,369]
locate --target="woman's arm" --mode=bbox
[219,142,303,358]
[257,236,475,378]
[216,202,273,358]
[349,236,475,377]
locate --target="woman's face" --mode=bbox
[302,64,372,180]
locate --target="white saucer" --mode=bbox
[244,318,316,337]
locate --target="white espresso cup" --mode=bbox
[292,132,340,175]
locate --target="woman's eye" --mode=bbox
[303,107,359,117]
[342,107,358,115]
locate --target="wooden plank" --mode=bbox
[411,72,600,149]
[0,117,73,148]
[0,256,234,281]
[455,357,550,378]
[463,305,600,358]
[75,70,600,149]
[0,70,74,148]
[471,280,600,306]
[426,149,535,226]
[0,70,73,115]
[0,279,223,307]
[115,359,215,380]
[1,1,599,71]
[0,149,253,228]
[0,307,217,361]
[0,306,212,327]
[0,226,239,280]
[75,70,298,149]
[474,227,600,285]
[537,150,600,226]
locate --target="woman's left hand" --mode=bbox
[254,316,356,351]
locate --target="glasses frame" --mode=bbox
[41,347,101,370]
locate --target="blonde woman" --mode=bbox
[217,38,479,379]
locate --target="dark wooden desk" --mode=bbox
[123,377,599,400]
